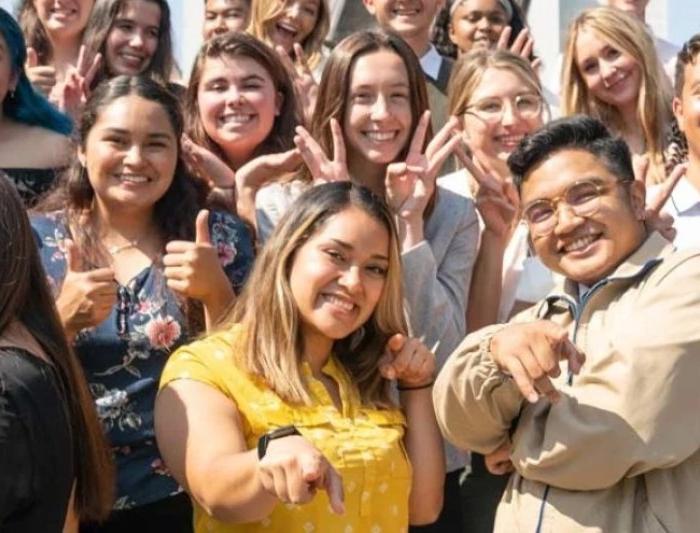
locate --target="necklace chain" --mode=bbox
[107,240,139,255]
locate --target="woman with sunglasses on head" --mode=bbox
[0,8,73,206]
[156,182,444,532]
[255,29,478,531]
[32,75,254,532]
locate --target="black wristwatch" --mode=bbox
[257,425,301,459]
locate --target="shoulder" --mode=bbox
[256,180,308,207]
[646,247,700,287]
[433,181,478,226]
[0,122,71,168]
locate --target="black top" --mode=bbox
[1,168,63,207]
[0,347,74,532]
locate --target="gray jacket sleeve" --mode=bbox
[401,187,479,365]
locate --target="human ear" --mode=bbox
[362,0,376,15]
[628,179,646,220]
[672,96,684,133]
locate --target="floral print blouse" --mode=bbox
[31,210,254,510]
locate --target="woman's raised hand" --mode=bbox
[181,135,237,189]
[163,210,234,307]
[378,334,436,389]
[55,239,117,339]
[295,119,351,185]
[258,434,345,514]
[25,47,57,96]
[276,44,319,125]
[496,27,541,71]
[384,112,461,222]
[458,146,520,240]
[54,45,102,119]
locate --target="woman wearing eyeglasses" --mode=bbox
[440,48,555,533]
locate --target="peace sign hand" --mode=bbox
[276,44,319,124]
[496,27,541,71]
[54,45,102,119]
[295,120,351,185]
[385,112,461,222]
[634,155,687,242]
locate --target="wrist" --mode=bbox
[398,218,425,250]
[397,380,434,392]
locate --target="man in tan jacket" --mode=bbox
[434,115,700,532]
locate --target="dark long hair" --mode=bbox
[1,8,72,134]
[81,0,174,89]
[0,172,114,520]
[37,75,208,329]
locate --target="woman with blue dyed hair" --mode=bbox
[0,8,73,206]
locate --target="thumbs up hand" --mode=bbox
[378,334,436,389]
[25,47,57,96]
[55,239,117,339]
[163,210,234,307]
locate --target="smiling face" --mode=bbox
[343,49,413,173]
[78,94,178,216]
[449,0,508,54]
[196,54,280,168]
[105,0,161,76]
[267,0,320,54]
[364,0,444,41]
[203,0,250,40]
[522,149,645,286]
[289,205,390,350]
[574,28,642,112]
[673,58,700,161]
[33,0,94,39]
[462,67,543,170]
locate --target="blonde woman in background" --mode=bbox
[561,6,672,184]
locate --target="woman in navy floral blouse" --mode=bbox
[31,75,254,532]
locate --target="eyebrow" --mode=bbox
[351,82,409,90]
[330,239,389,261]
[102,127,174,140]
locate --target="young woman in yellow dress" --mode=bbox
[155,182,445,532]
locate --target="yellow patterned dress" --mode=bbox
[159,327,412,533]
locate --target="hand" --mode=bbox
[484,440,514,475]
[181,135,236,189]
[54,45,102,119]
[489,320,585,404]
[163,210,233,304]
[385,112,461,222]
[55,239,117,337]
[634,155,686,242]
[258,434,345,514]
[25,47,57,96]
[295,120,350,185]
[378,334,435,388]
[459,147,520,239]
[496,27,541,70]
[235,147,303,192]
[277,44,318,124]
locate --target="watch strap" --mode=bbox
[257,425,301,460]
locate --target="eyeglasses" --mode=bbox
[522,179,631,237]
[464,94,543,124]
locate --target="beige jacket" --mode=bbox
[434,232,700,533]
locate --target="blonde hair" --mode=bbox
[561,7,672,183]
[447,48,543,117]
[247,0,329,71]
[219,182,407,407]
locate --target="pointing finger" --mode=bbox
[324,465,345,515]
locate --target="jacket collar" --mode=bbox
[537,232,674,316]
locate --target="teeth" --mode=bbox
[278,22,298,35]
[498,135,524,145]
[324,294,355,312]
[219,113,253,125]
[119,175,149,183]
[564,234,597,253]
[365,131,396,142]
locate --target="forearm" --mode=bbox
[467,232,507,332]
[234,185,258,233]
[398,217,425,252]
[202,278,236,330]
[192,449,279,523]
[401,388,445,525]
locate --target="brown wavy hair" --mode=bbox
[184,32,300,167]
[219,182,407,407]
[0,172,114,520]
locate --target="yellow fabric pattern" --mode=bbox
[160,327,412,533]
